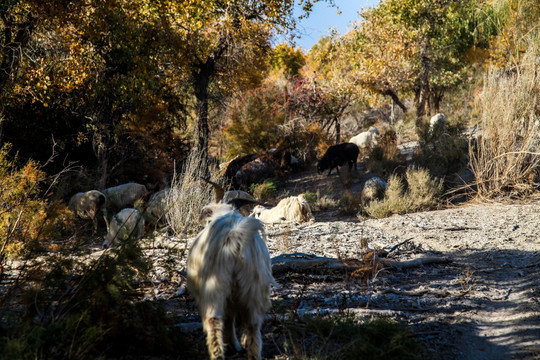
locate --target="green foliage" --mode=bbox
[283,312,423,359]
[1,0,190,178]
[339,0,499,115]
[365,167,443,219]
[488,0,540,67]
[250,179,278,202]
[303,190,337,212]
[271,43,306,78]
[412,119,469,179]
[225,84,288,156]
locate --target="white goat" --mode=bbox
[251,194,314,224]
[143,189,169,226]
[187,202,275,360]
[102,182,148,211]
[349,126,380,151]
[429,113,446,131]
[102,208,145,248]
[68,190,108,232]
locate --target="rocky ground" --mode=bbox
[141,169,540,360]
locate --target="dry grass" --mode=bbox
[304,190,338,211]
[364,167,443,219]
[469,32,540,199]
[166,149,215,237]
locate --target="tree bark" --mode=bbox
[0,14,35,92]
[382,89,408,114]
[191,36,228,177]
[334,116,340,144]
[94,98,113,189]
[415,41,431,120]
[193,66,210,172]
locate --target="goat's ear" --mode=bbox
[198,206,214,222]
[200,177,224,203]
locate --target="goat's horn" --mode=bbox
[227,198,272,210]
[200,177,225,203]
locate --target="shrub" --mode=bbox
[166,149,214,237]
[469,32,540,199]
[224,82,334,165]
[338,191,362,216]
[364,167,443,218]
[0,144,75,260]
[250,179,278,202]
[303,190,338,211]
[225,84,288,157]
[412,118,468,180]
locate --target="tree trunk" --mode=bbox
[415,41,431,121]
[94,98,113,190]
[190,36,228,178]
[0,14,35,92]
[193,67,211,178]
[335,117,340,144]
[382,89,408,114]
[430,92,443,114]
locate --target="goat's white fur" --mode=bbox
[144,189,169,226]
[349,126,380,150]
[102,208,145,248]
[187,203,275,360]
[251,194,314,224]
[429,113,446,130]
[102,182,148,210]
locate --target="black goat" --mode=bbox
[317,142,359,176]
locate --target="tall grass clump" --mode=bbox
[250,179,278,202]
[470,32,540,199]
[166,149,214,237]
[364,167,443,219]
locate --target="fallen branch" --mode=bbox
[377,287,451,297]
[381,256,450,270]
[271,253,451,276]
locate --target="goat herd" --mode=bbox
[67,119,451,359]
[67,177,317,360]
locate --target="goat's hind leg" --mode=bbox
[224,315,243,355]
[204,316,225,360]
[244,320,263,360]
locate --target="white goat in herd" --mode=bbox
[251,194,314,224]
[187,180,276,360]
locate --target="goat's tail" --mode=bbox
[225,216,264,258]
